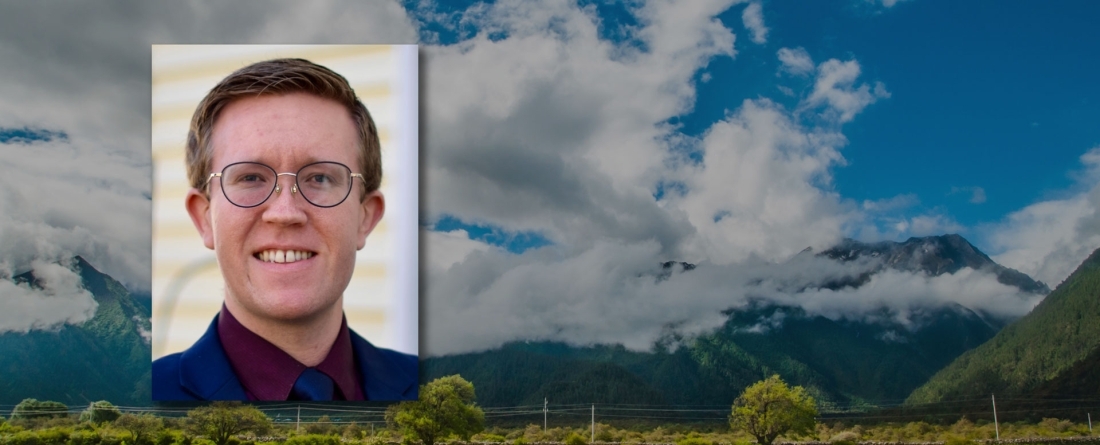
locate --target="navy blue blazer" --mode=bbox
[152,315,419,401]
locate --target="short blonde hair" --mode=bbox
[186,58,381,197]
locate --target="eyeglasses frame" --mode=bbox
[205,161,366,208]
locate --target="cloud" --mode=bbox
[777,47,814,76]
[741,2,768,44]
[426,236,1037,355]
[988,146,1100,287]
[0,138,151,293]
[411,0,1040,357]
[0,259,98,333]
[803,59,891,123]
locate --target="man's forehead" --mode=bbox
[208,93,360,169]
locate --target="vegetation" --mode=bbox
[185,401,271,445]
[909,247,1100,403]
[10,399,67,419]
[386,375,486,445]
[79,401,122,424]
[730,375,818,445]
[116,413,163,444]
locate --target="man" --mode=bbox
[152,58,417,401]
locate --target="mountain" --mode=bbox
[0,256,151,406]
[424,235,1048,409]
[906,246,1100,404]
[817,234,1049,295]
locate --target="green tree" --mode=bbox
[186,402,272,445]
[730,375,818,445]
[10,398,68,419]
[79,400,122,424]
[385,375,485,445]
[116,413,164,445]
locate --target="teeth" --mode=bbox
[256,249,314,263]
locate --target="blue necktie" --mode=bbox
[290,368,335,401]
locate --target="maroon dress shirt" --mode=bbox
[217,306,364,400]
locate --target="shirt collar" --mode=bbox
[217,305,363,400]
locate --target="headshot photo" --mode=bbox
[150,45,418,401]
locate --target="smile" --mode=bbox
[255,249,316,263]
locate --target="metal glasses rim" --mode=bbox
[204,160,365,208]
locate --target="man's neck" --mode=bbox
[222,300,343,367]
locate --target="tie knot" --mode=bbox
[290,368,335,401]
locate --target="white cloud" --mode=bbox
[424,229,494,272]
[803,59,891,123]
[777,47,814,76]
[0,259,98,333]
[741,2,768,44]
[988,147,1100,287]
[669,98,854,265]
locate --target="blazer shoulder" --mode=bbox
[349,330,420,400]
[152,353,199,401]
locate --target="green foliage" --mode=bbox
[676,437,714,445]
[909,247,1100,403]
[301,415,334,436]
[385,375,485,445]
[185,402,271,445]
[512,436,529,445]
[80,401,122,424]
[115,413,163,445]
[283,435,340,445]
[341,422,364,441]
[563,432,587,445]
[944,435,977,445]
[11,399,68,420]
[729,375,818,445]
[68,429,103,445]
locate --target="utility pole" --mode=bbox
[591,405,595,443]
[1088,413,1092,434]
[543,398,548,432]
[297,404,301,434]
[992,395,999,440]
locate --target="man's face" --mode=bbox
[186,92,384,325]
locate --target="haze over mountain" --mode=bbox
[0,256,151,406]
[424,234,1049,407]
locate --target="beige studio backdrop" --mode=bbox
[151,45,419,360]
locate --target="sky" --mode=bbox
[0,0,1097,354]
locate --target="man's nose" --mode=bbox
[262,174,308,224]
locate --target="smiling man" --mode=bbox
[152,58,418,401]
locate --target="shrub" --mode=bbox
[513,437,529,445]
[283,434,341,445]
[829,431,860,445]
[564,432,588,445]
[944,435,977,445]
[677,437,715,445]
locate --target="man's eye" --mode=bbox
[305,174,333,184]
[241,174,264,182]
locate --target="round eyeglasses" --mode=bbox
[206,161,365,208]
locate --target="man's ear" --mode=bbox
[357,190,386,250]
[185,189,216,250]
